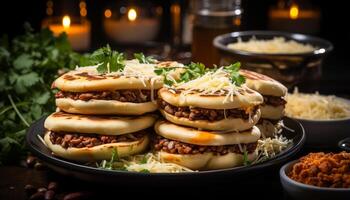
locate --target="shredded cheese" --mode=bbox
[119,152,195,173]
[174,67,240,103]
[252,135,292,164]
[285,88,350,120]
[228,37,316,54]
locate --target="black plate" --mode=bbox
[26,117,305,184]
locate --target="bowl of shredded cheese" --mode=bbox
[285,88,350,148]
[213,31,333,88]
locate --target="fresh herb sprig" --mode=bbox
[243,147,251,166]
[154,62,245,87]
[178,62,206,83]
[134,52,156,64]
[154,67,177,86]
[223,62,245,86]
[0,24,87,165]
[89,45,125,74]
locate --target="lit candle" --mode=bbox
[268,4,320,34]
[103,7,159,44]
[43,15,91,51]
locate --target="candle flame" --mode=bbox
[128,8,137,21]
[104,9,112,18]
[62,15,71,28]
[289,4,299,19]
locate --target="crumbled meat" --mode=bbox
[153,135,257,155]
[263,95,286,107]
[55,90,157,103]
[159,99,258,121]
[49,131,145,149]
[288,152,350,188]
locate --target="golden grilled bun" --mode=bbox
[44,112,157,135]
[56,98,158,115]
[240,70,287,97]
[44,132,149,162]
[154,120,260,146]
[159,109,260,131]
[158,87,263,110]
[158,151,257,170]
[53,66,163,92]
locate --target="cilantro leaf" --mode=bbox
[243,147,251,166]
[140,169,150,173]
[179,62,206,83]
[223,62,246,86]
[13,54,34,70]
[134,53,156,64]
[89,44,125,74]
[14,72,40,94]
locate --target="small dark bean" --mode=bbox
[37,187,47,193]
[44,190,55,200]
[63,192,91,200]
[26,156,37,167]
[34,162,45,170]
[47,182,58,192]
[24,184,36,195]
[30,192,44,200]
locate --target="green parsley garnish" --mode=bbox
[154,67,177,86]
[223,62,246,86]
[134,52,156,64]
[97,148,120,170]
[243,147,251,166]
[179,62,206,83]
[153,61,245,87]
[89,44,125,74]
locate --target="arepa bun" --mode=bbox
[158,87,263,110]
[56,98,158,115]
[155,120,260,146]
[160,109,261,131]
[240,70,287,97]
[44,112,157,135]
[158,151,257,170]
[53,66,163,92]
[260,105,284,120]
[44,132,149,161]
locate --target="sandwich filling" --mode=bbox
[55,90,158,103]
[49,131,145,148]
[153,136,257,155]
[159,99,259,122]
[263,95,286,107]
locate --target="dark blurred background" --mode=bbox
[0,0,349,95]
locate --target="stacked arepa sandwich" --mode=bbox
[240,70,287,138]
[154,66,264,170]
[44,52,183,161]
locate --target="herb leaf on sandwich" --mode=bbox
[223,62,246,86]
[154,61,245,87]
[89,44,125,74]
[134,52,156,64]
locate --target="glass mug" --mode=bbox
[191,0,242,66]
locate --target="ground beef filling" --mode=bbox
[153,136,257,155]
[263,95,286,107]
[55,90,157,103]
[159,99,258,122]
[49,131,145,149]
